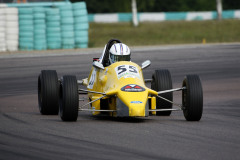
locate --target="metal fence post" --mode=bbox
[132,0,138,26]
[216,0,222,20]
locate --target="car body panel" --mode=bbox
[85,61,157,117]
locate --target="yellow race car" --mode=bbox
[38,39,203,122]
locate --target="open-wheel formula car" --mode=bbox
[38,39,203,122]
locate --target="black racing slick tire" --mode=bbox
[182,75,203,121]
[38,70,59,115]
[59,75,79,121]
[151,69,173,116]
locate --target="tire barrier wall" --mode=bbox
[88,10,240,23]
[0,7,7,52]
[46,8,61,49]
[0,2,88,52]
[73,2,89,49]
[18,8,33,50]
[0,6,19,52]
[34,7,47,50]
[58,4,74,49]
[6,8,19,52]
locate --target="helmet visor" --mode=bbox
[110,54,130,63]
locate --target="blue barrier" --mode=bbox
[89,10,240,23]
[165,12,187,20]
[7,2,71,7]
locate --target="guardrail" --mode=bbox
[88,10,240,23]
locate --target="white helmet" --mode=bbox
[109,43,131,64]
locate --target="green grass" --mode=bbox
[89,20,240,47]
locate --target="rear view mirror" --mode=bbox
[141,60,151,69]
[93,61,105,70]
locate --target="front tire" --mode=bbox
[38,70,59,115]
[59,75,79,121]
[151,69,173,116]
[182,75,203,121]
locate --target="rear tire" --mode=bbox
[38,70,59,115]
[59,75,79,121]
[182,75,203,121]
[151,69,173,116]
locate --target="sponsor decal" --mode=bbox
[121,84,145,92]
[115,65,140,79]
[131,101,143,104]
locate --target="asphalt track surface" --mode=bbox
[0,44,239,160]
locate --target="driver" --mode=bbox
[98,39,131,67]
[109,43,131,64]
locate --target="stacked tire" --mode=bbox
[0,7,6,52]
[33,7,46,50]
[5,7,19,51]
[73,2,89,48]
[58,5,75,49]
[18,8,34,51]
[46,8,61,49]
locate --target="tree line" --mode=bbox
[70,0,240,13]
